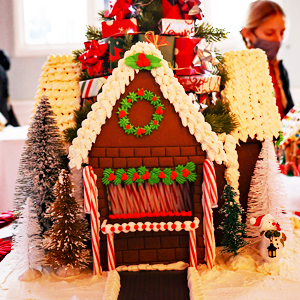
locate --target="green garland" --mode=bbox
[117,88,164,137]
[102,162,197,186]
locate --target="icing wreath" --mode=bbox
[117,88,165,137]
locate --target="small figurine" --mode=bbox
[250,214,286,263]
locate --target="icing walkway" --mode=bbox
[118,269,190,300]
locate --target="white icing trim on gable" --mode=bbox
[68,42,227,170]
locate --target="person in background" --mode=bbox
[0,50,19,126]
[241,0,294,119]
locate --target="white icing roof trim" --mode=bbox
[116,261,189,272]
[68,42,227,170]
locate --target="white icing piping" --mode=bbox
[102,270,121,300]
[68,42,227,170]
[101,217,200,235]
[218,133,240,201]
[187,267,206,300]
[116,261,189,272]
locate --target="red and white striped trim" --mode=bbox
[101,217,200,235]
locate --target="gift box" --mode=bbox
[102,18,139,38]
[138,32,175,67]
[174,37,203,75]
[162,0,181,19]
[102,37,124,75]
[79,77,107,98]
[176,74,221,93]
[159,18,194,36]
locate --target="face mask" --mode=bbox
[252,36,281,61]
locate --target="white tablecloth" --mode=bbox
[0,126,28,213]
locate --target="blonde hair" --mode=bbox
[242,1,285,46]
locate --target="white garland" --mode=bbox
[116,261,189,272]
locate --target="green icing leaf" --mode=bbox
[185,162,196,172]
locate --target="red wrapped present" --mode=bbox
[159,18,194,36]
[78,40,109,77]
[102,18,138,39]
[162,0,181,19]
[0,239,12,261]
[177,0,204,20]
[105,0,133,20]
[177,74,221,93]
[174,37,204,75]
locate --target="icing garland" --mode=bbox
[101,217,200,235]
[117,88,165,137]
[102,162,197,186]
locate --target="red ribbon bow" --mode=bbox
[177,0,203,20]
[0,239,12,260]
[106,0,133,20]
[78,40,108,77]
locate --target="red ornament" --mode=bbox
[155,106,163,114]
[119,110,127,118]
[108,173,116,181]
[137,88,145,96]
[182,168,189,177]
[159,171,166,179]
[170,171,178,180]
[142,171,150,180]
[78,40,108,77]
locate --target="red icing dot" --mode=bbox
[191,223,195,228]
[152,96,157,101]
[181,223,186,229]
[134,224,139,230]
[164,224,168,229]
[126,124,131,129]
[109,214,116,219]
[182,168,189,177]
[153,120,158,125]
[101,227,106,232]
[174,211,181,217]
[115,214,120,219]
[187,211,192,216]
[146,212,153,218]
[110,227,115,232]
[140,212,146,218]
[150,224,154,229]
[142,224,147,230]
[127,213,133,218]
[161,211,167,217]
[171,224,177,229]
[156,224,161,229]
[168,211,174,217]
[153,211,160,217]
[126,225,130,230]
[127,98,131,103]
[133,212,140,218]
[181,211,187,216]
[158,171,166,179]
[120,213,127,219]
[118,226,123,231]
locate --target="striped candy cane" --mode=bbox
[107,233,115,271]
[125,185,134,213]
[202,159,218,270]
[152,184,161,212]
[83,166,102,275]
[189,229,197,268]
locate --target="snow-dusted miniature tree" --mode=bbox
[13,197,44,281]
[43,170,90,276]
[18,96,66,232]
[219,185,248,256]
[246,138,290,238]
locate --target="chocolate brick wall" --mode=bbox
[88,71,209,270]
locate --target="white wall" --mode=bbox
[1,0,299,104]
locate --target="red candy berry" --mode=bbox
[127,98,132,103]
[108,173,116,181]
[158,171,166,179]
[142,171,150,180]
[155,106,163,114]
[153,120,158,125]
[126,124,131,129]
[119,110,127,118]
[170,171,178,180]
[137,88,144,96]
[152,96,157,101]
[121,173,128,181]
[182,168,189,177]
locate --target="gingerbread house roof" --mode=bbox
[221,49,282,143]
[33,54,81,133]
[68,42,227,170]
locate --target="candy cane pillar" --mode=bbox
[189,229,197,268]
[83,166,102,275]
[202,159,218,270]
[107,233,115,271]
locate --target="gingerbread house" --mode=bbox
[69,42,227,270]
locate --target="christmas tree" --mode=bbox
[246,138,290,238]
[14,96,66,232]
[13,197,44,281]
[43,170,90,274]
[219,185,248,256]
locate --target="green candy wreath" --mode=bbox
[117,88,165,137]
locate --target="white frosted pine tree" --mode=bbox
[13,197,44,281]
[246,138,291,238]
[19,96,66,233]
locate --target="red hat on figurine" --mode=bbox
[250,214,275,231]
